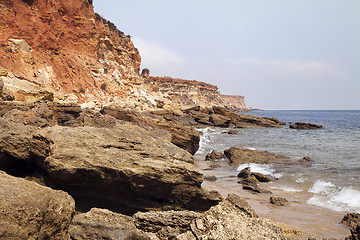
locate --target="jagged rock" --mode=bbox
[263,117,286,125]
[134,210,201,239]
[205,150,226,161]
[190,194,284,239]
[36,123,220,213]
[290,122,323,129]
[342,213,360,228]
[270,196,290,206]
[224,147,288,165]
[345,224,360,240]
[209,113,231,127]
[0,171,75,239]
[242,182,272,194]
[69,208,149,240]
[0,77,14,101]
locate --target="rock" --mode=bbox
[270,196,290,206]
[252,172,272,182]
[69,208,149,240]
[209,113,231,127]
[190,194,285,239]
[263,117,286,125]
[134,210,201,239]
[0,171,75,239]
[0,77,15,101]
[290,122,323,129]
[101,107,200,154]
[0,67,8,76]
[345,224,360,240]
[342,213,360,228]
[7,38,31,52]
[237,167,252,178]
[224,147,288,165]
[227,129,239,134]
[204,175,217,181]
[242,182,272,194]
[205,150,226,161]
[36,123,221,213]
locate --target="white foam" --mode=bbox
[307,180,360,213]
[195,128,212,155]
[245,147,257,151]
[270,186,303,192]
[296,177,306,183]
[237,163,280,178]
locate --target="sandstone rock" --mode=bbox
[237,167,252,178]
[0,77,15,101]
[0,67,8,76]
[0,171,75,239]
[270,196,290,206]
[345,224,360,240]
[7,39,31,52]
[242,182,272,194]
[134,210,201,239]
[342,213,360,228]
[190,194,285,239]
[204,175,217,181]
[252,172,272,182]
[209,113,231,127]
[290,122,323,129]
[36,123,220,213]
[101,106,200,154]
[205,150,226,161]
[69,208,149,240]
[263,117,286,125]
[224,147,289,165]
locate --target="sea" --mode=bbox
[194,110,360,214]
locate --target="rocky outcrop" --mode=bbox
[205,150,226,161]
[69,208,149,240]
[0,75,14,101]
[345,225,360,240]
[220,94,248,110]
[0,171,75,239]
[34,123,220,213]
[290,122,323,129]
[133,194,286,240]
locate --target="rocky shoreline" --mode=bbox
[0,100,358,239]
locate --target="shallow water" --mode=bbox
[194,110,360,238]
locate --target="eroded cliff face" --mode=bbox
[145,76,249,110]
[0,0,249,110]
[0,0,142,104]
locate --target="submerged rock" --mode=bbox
[270,196,290,206]
[0,171,75,239]
[289,122,323,129]
[69,208,149,240]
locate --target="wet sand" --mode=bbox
[196,159,351,239]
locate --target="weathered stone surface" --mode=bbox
[345,224,360,240]
[224,147,288,165]
[241,182,272,194]
[190,194,285,240]
[252,172,272,182]
[205,149,226,161]
[134,210,201,239]
[237,167,252,178]
[36,123,220,213]
[101,106,200,154]
[227,129,239,134]
[270,196,290,206]
[342,213,360,228]
[0,77,14,101]
[0,171,75,239]
[290,122,323,129]
[209,113,231,127]
[69,208,149,240]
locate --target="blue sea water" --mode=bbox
[195,110,360,213]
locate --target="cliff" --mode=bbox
[145,76,250,110]
[0,0,142,104]
[0,0,249,110]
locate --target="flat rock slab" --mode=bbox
[0,171,75,239]
[37,122,220,213]
[290,122,323,129]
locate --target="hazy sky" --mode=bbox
[94,1,360,110]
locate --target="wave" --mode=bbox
[307,180,360,213]
[237,163,282,178]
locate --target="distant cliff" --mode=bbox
[0,0,250,110]
[145,77,250,110]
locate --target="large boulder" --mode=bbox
[205,149,226,161]
[36,123,221,213]
[69,208,149,240]
[209,113,231,127]
[0,171,75,239]
[224,147,288,165]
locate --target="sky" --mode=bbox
[93,0,360,110]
